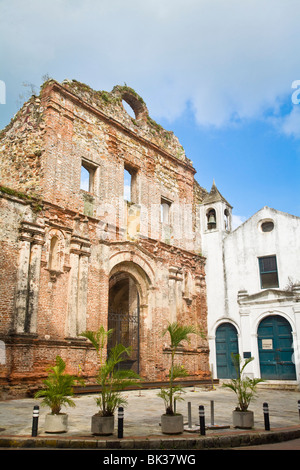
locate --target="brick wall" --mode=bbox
[0,79,210,396]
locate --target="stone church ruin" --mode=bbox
[0,79,211,395]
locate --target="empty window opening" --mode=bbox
[124,168,132,202]
[124,166,138,203]
[224,208,230,230]
[259,255,279,289]
[207,209,217,230]
[161,198,171,224]
[80,161,96,192]
[122,100,136,119]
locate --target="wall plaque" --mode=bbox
[262,339,273,350]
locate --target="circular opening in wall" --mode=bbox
[261,220,274,232]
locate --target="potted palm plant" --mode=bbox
[222,353,264,429]
[34,355,84,433]
[80,327,140,435]
[158,322,202,434]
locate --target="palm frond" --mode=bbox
[34,355,83,414]
[222,353,264,411]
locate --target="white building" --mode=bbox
[200,182,300,385]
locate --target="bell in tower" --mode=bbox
[207,209,217,229]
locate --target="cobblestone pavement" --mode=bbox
[0,385,300,438]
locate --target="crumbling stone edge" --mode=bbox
[1,428,300,450]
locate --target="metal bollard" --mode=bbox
[118,406,124,438]
[210,400,214,426]
[263,402,270,431]
[199,405,206,435]
[31,405,39,437]
[298,400,300,419]
[188,402,192,428]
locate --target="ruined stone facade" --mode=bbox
[0,79,210,395]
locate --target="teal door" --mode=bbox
[258,315,296,380]
[216,323,239,379]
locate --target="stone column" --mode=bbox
[14,221,45,334]
[77,253,89,335]
[14,239,31,334]
[66,249,80,338]
[26,238,43,333]
[66,219,91,338]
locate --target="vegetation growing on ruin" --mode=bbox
[0,185,43,212]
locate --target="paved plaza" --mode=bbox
[0,385,300,440]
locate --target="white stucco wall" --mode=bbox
[204,205,300,382]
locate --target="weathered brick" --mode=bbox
[0,79,210,395]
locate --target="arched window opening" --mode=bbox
[207,209,217,230]
[224,208,230,231]
[122,99,136,119]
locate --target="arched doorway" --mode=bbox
[215,323,239,378]
[108,271,140,373]
[258,315,296,380]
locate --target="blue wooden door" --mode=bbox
[216,323,239,379]
[258,315,296,380]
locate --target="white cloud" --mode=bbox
[232,215,247,230]
[271,106,300,139]
[1,0,300,131]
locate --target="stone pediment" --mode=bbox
[237,288,295,306]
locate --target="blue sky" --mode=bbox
[0,0,299,227]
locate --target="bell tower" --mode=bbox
[199,181,233,377]
[201,180,232,234]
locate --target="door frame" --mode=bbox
[215,322,239,379]
[257,314,296,380]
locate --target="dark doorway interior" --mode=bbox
[108,273,140,373]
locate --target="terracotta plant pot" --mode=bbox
[232,410,254,429]
[161,413,184,434]
[91,414,115,435]
[44,413,68,433]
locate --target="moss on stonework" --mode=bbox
[0,185,32,201]
[0,185,43,212]
[112,84,146,105]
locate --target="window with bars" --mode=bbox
[258,255,279,289]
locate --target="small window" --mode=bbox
[261,221,274,232]
[259,255,279,289]
[124,165,138,203]
[80,160,96,193]
[161,198,171,224]
[124,168,132,202]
